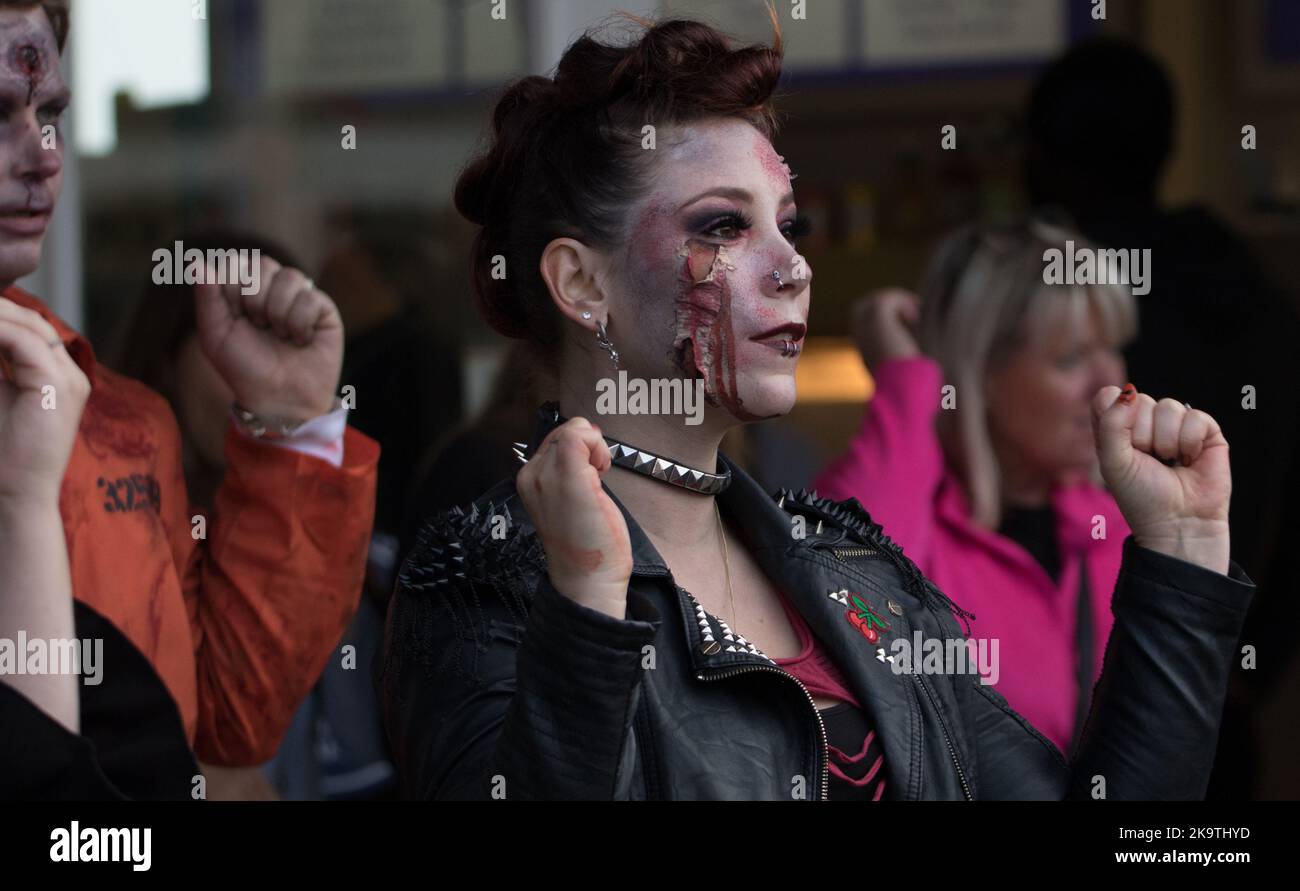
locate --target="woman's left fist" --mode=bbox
[1092,384,1231,575]
[194,255,343,422]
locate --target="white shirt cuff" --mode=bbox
[234,406,348,468]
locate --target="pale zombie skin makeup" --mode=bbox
[0,16,57,108]
[11,38,43,103]
[0,15,66,253]
[624,123,811,423]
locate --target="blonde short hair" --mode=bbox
[915,217,1138,529]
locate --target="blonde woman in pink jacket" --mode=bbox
[815,219,1140,754]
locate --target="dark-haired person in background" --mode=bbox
[402,342,548,553]
[0,1,379,798]
[315,230,464,601]
[111,231,299,800]
[112,233,307,510]
[381,15,1253,801]
[1024,37,1300,797]
[113,232,397,801]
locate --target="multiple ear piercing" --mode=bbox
[594,319,620,369]
[580,310,620,369]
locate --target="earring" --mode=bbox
[595,319,620,369]
[580,311,592,320]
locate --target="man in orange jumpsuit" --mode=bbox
[0,0,380,797]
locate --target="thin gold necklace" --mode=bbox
[714,500,738,630]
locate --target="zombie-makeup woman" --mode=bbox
[379,17,1252,800]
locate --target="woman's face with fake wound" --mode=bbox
[608,118,812,423]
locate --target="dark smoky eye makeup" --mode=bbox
[688,209,814,243]
[688,208,754,239]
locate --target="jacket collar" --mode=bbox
[526,403,929,797]
[701,459,929,798]
[730,476,927,799]
[526,403,809,579]
[2,285,98,387]
[526,403,788,656]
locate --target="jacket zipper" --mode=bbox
[830,546,880,561]
[817,541,971,799]
[697,663,830,801]
[910,673,973,800]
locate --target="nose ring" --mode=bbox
[771,269,784,287]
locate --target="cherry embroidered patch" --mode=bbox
[828,588,893,644]
[845,592,891,644]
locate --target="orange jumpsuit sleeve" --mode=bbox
[160,411,380,766]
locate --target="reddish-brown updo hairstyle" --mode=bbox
[454,14,784,357]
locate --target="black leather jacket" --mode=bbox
[380,427,1255,800]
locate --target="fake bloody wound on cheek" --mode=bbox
[670,237,807,422]
[673,238,759,421]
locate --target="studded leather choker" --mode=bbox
[514,403,732,496]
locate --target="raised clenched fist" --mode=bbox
[516,417,633,619]
[850,288,922,370]
[1092,383,1231,575]
[194,255,343,423]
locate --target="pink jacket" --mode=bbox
[813,356,1128,752]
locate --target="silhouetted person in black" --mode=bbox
[1024,38,1300,799]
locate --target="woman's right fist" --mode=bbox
[516,417,633,618]
[850,288,922,369]
[0,299,90,506]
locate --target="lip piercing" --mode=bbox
[780,341,799,358]
[771,269,784,287]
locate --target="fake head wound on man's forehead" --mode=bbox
[5,37,50,104]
